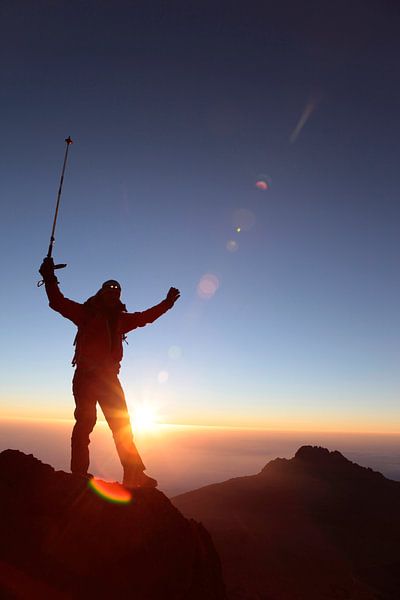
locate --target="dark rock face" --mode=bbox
[173,446,400,600]
[0,450,226,600]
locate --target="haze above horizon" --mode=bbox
[1,418,399,497]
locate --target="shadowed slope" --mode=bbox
[0,450,226,600]
[173,446,400,600]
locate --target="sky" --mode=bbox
[1,1,400,439]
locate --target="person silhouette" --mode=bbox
[39,257,180,488]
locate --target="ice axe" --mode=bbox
[38,136,73,286]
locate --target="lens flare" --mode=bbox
[255,174,272,191]
[226,240,238,252]
[197,273,219,299]
[168,345,182,360]
[255,180,268,190]
[233,208,255,232]
[158,370,169,383]
[88,478,132,504]
[290,94,321,143]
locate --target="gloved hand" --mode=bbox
[166,287,180,307]
[39,257,58,283]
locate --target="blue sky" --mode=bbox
[1,1,399,432]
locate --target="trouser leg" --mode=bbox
[71,371,97,475]
[98,374,145,472]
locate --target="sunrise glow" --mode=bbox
[131,402,160,432]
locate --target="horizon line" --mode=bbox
[1,415,399,436]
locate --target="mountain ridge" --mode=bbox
[173,445,400,600]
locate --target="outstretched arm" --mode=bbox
[121,287,180,334]
[39,257,84,325]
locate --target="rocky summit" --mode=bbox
[173,446,400,600]
[0,450,226,600]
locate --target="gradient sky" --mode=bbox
[1,1,399,433]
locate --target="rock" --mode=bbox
[0,450,226,600]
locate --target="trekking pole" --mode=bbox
[38,136,73,286]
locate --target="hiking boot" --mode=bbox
[123,469,158,488]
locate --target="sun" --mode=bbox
[132,402,159,432]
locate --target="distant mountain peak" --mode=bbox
[173,446,400,600]
[294,445,349,463]
[259,445,385,484]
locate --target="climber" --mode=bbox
[39,256,180,488]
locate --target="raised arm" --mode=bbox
[39,258,85,325]
[120,287,180,334]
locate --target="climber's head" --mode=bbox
[98,280,122,308]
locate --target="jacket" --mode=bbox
[45,280,172,371]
